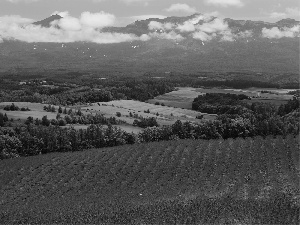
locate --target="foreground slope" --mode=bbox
[0,136,299,224]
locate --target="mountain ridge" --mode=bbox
[32,13,300,37]
[0,13,298,76]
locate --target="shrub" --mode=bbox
[0,135,21,159]
[196,115,204,119]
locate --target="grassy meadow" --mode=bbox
[149,87,293,109]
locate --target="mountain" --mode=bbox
[32,14,62,27]
[0,14,299,79]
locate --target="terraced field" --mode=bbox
[0,136,299,224]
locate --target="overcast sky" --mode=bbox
[0,0,299,26]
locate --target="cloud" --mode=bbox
[0,23,143,43]
[57,17,82,31]
[5,0,39,3]
[270,7,300,20]
[80,11,115,28]
[262,26,300,39]
[147,14,235,42]
[0,12,146,44]
[148,21,164,30]
[205,0,244,8]
[196,18,228,33]
[51,11,70,18]
[176,21,196,32]
[192,31,213,41]
[148,21,174,31]
[149,31,184,41]
[165,3,197,14]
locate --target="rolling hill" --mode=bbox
[0,136,299,223]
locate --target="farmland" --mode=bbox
[149,87,294,109]
[0,136,299,224]
[0,99,214,131]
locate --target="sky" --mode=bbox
[0,0,299,43]
[0,0,299,26]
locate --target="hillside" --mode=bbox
[0,136,299,224]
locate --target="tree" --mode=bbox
[58,106,63,114]
[3,113,8,122]
[0,135,22,159]
[25,116,34,125]
[58,119,67,126]
[0,113,4,127]
[41,115,50,126]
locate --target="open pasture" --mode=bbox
[149,87,295,109]
[82,99,214,126]
[147,87,201,109]
[0,102,58,121]
[197,87,294,106]
[0,135,299,224]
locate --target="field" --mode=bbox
[149,87,295,109]
[0,136,299,224]
[0,102,58,122]
[83,99,214,126]
[0,86,295,130]
[0,100,214,133]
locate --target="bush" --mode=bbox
[133,117,159,128]
[0,135,21,159]
[196,115,204,119]
[4,103,20,111]
[58,119,67,126]
[116,112,122,117]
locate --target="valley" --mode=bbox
[0,8,299,224]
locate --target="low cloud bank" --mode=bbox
[262,26,300,39]
[0,12,145,43]
[147,14,300,42]
[0,12,299,44]
[148,15,238,41]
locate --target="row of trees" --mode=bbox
[1,107,299,160]
[133,117,159,128]
[0,124,137,159]
[3,103,30,112]
[192,93,250,114]
[0,113,9,127]
[25,113,125,127]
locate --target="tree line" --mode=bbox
[1,98,299,160]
